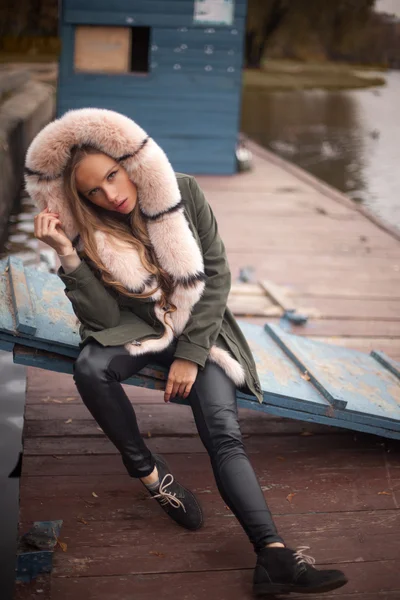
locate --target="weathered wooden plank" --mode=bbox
[372,351,400,380]
[265,323,400,425]
[13,562,400,600]
[19,461,396,516]
[22,426,389,456]
[243,316,400,338]
[21,445,386,477]
[7,257,37,335]
[23,428,387,457]
[22,413,343,438]
[313,337,400,360]
[34,522,397,578]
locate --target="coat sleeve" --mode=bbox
[173,177,231,368]
[58,259,121,331]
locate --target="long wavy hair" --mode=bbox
[63,145,175,313]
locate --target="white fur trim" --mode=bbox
[147,210,204,279]
[209,346,246,386]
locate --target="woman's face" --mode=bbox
[75,152,137,214]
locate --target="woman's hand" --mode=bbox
[34,207,73,255]
[164,358,198,403]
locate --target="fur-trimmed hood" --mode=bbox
[24,108,245,386]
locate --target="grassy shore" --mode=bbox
[244,59,386,91]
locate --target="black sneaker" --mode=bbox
[253,546,348,595]
[144,454,204,531]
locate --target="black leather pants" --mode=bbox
[73,340,284,551]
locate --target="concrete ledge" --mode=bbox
[0,80,54,246]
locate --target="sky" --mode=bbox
[376,0,400,17]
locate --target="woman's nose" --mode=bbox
[105,186,119,204]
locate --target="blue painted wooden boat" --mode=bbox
[1,256,400,439]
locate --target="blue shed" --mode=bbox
[57,0,247,174]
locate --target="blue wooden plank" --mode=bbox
[23,267,81,349]
[371,351,400,380]
[58,77,241,100]
[0,340,14,352]
[11,343,400,441]
[64,0,247,18]
[57,102,238,137]
[153,28,247,46]
[7,257,37,335]
[235,321,333,415]
[63,10,246,29]
[64,0,247,19]
[235,398,400,441]
[265,323,400,428]
[58,87,240,112]
[0,331,78,359]
[0,259,16,333]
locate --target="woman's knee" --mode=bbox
[73,343,109,383]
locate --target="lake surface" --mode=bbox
[241,70,400,231]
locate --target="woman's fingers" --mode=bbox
[34,213,61,240]
[182,383,193,399]
[164,379,173,403]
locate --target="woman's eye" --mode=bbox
[89,188,99,196]
[108,170,118,180]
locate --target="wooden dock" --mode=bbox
[14,142,400,599]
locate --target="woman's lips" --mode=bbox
[115,198,128,211]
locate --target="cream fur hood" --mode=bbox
[24,108,245,386]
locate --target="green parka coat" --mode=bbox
[57,174,263,403]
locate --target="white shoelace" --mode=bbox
[151,473,186,512]
[294,546,316,566]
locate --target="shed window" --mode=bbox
[74,26,150,74]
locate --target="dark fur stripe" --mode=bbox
[24,166,60,181]
[117,136,149,162]
[175,272,207,288]
[141,201,184,221]
[24,137,150,182]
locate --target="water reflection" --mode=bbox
[0,192,38,262]
[241,71,400,230]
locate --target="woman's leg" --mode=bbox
[72,341,204,530]
[73,341,155,478]
[188,361,285,553]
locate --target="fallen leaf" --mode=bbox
[92,492,99,498]
[147,431,152,438]
[378,491,391,496]
[277,456,286,461]
[4,266,9,273]
[96,427,103,432]
[57,539,67,552]
[43,398,63,404]
[149,551,165,558]
[52,455,63,460]
[286,492,297,503]
[300,431,313,437]
[77,517,88,525]
[66,397,76,401]
[65,419,72,424]
[301,372,310,381]
[225,505,231,511]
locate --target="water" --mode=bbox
[241,70,400,231]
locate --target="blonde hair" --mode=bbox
[63,145,175,312]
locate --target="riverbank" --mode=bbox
[244,59,387,91]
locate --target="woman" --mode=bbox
[26,108,347,596]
